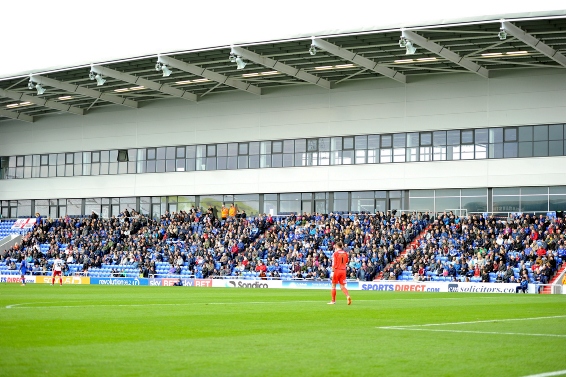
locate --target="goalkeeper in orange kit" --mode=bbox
[328,241,351,305]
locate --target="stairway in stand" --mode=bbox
[540,262,566,294]
[375,224,432,280]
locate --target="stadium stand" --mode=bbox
[1,209,563,286]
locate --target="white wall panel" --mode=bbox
[1,68,566,203]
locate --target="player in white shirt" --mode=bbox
[51,255,64,286]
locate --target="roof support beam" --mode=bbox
[157,55,261,95]
[501,21,566,68]
[0,108,34,122]
[402,30,490,78]
[311,38,406,84]
[30,75,138,108]
[90,65,198,102]
[231,46,333,89]
[0,88,84,115]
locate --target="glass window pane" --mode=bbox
[225,143,236,156]
[489,128,503,143]
[489,143,503,159]
[57,153,65,165]
[186,146,196,158]
[146,148,156,160]
[238,156,248,169]
[406,133,419,148]
[381,135,392,148]
[549,195,566,211]
[239,143,248,155]
[260,155,271,168]
[272,141,282,154]
[518,142,533,158]
[521,187,547,195]
[420,132,432,146]
[307,139,318,152]
[410,197,434,212]
[518,126,533,142]
[109,150,118,162]
[461,130,474,144]
[272,154,282,167]
[176,147,185,158]
[217,144,227,157]
[283,140,294,153]
[227,156,238,169]
[343,137,354,150]
[207,145,216,157]
[156,148,166,160]
[282,154,294,167]
[318,138,330,151]
[295,139,306,153]
[32,155,40,166]
[249,155,260,168]
[549,124,563,140]
[435,197,460,212]
[380,149,391,163]
[503,142,517,158]
[550,186,566,194]
[155,160,165,172]
[549,140,563,156]
[493,188,520,195]
[460,145,474,159]
[342,150,354,164]
[24,155,32,166]
[533,141,548,157]
[368,135,379,149]
[185,159,195,171]
[166,159,176,172]
[41,154,49,165]
[534,125,548,141]
[433,131,446,146]
[446,130,460,145]
[249,142,260,155]
[436,189,460,197]
[331,137,342,151]
[109,162,118,175]
[393,133,405,148]
[521,195,548,212]
[461,188,486,196]
[419,147,432,161]
[475,129,488,144]
[216,157,227,170]
[493,196,520,212]
[205,157,216,171]
[354,135,367,149]
[461,196,487,212]
[166,147,175,159]
[504,128,517,142]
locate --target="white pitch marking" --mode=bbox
[378,315,566,329]
[522,370,566,377]
[379,327,566,338]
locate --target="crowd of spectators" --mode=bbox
[0,208,427,281]
[394,212,565,284]
[1,208,564,285]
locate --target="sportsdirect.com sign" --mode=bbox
[359,281,519,294]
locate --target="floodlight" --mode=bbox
[399,37,407,48]
[161,65,172,77]
[235,56,247,70]
[229,53,237,63]
[309,45,317,56]
[35,84,46,95]
[405,40,417,55]
[95,74,106,86]
[498,28,507,40]
[28,80,45,95]
[155,62,172,77]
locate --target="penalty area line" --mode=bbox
[522,370,566,377]
[377,327,566,338]
[378,315,566,329]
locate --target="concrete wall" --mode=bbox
[1,68,566,200]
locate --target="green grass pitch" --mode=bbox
[1,285,565,377]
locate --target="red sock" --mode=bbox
[341,286,349,297]
[331,288,336,302]
[60,278,63,286]
[52,277,54,284]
